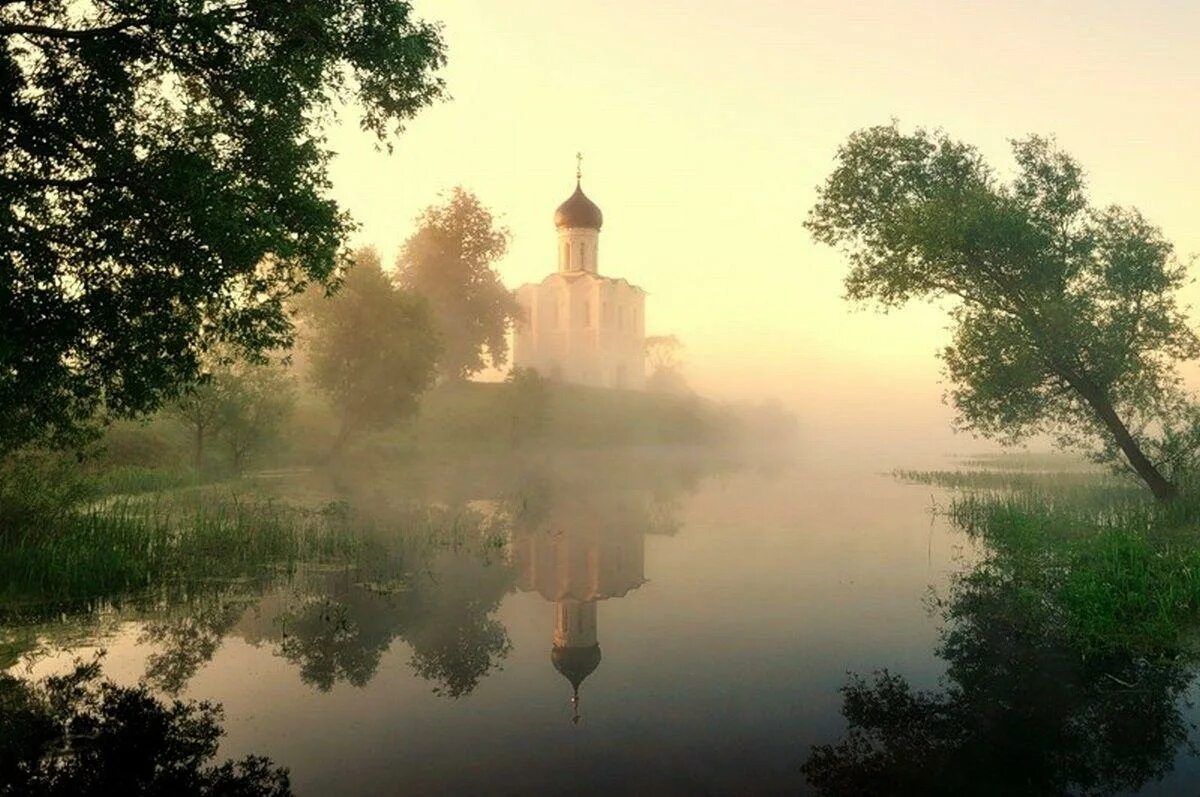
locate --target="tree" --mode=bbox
[396,188,522,380]
[167,359,294,473]
[218,363,295,472]
[645,334,689,394]
[301,247,440,452]
[807,125,1198,501]
[803,541,1193,796]
[0,657,291,795]
[0,1,446,455]
[167,378,224,473]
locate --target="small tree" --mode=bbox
[302,247,440,452]
[167,378,225,473]
[645,334,689,394]
[396,188,522,380]
[167,360,294,473]
[219,363,295,472]
[808,125,1199,501]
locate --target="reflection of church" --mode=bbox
[512,495,646,722]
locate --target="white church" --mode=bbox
[512,162,646,389]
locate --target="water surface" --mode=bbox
[9,448,1197,794]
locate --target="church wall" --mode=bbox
[557,228,599,273]
[514,275,645,389]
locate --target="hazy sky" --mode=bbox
[324,0,1200,448]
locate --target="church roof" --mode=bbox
[554,182,604,230]
[520,271,646,293]
[552,643,602,692]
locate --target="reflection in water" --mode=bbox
[3,452,709,709]
[803,548,1198,796]
[0,657,290,795]
[512,485,648,722]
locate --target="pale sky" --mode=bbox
[324,0,1200,450]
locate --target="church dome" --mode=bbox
[554,183,603,230]
[551,643,602,692]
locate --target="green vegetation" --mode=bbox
[300,247,442,455]
[396,187,522,381]
[0,490,364,611]
[0,657,291,795]
[903,457,1200,655]
[948,489,1200,655]
[408,380,729,452]
[1,1,446,454]
[810,124,1200,500]
[805,458,1200,795]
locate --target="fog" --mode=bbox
[9,1,1200,794]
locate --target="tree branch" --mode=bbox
[0,18,151,40]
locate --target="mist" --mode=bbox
[6,1,1200,795]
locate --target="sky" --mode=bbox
[323,0,1200,453]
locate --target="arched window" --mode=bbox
[562,242,569,268]
[580,242,587,269]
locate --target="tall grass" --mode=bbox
[0,494,366,610]
[923,462,1200,657]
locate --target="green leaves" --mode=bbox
[396,188,521,381]
[809,123,1198,496]
[301,247,440,441]
[0,1,446,454]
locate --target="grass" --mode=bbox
[0,493,367,611]
[912,455,1200,657]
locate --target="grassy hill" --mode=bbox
[408,380,725,451]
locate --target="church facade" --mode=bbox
[512,169,646,389]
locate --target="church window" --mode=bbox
[583,300,591,327]
[580,242,587,269]
[562,242,569,267]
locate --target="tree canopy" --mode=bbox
[807,125,1198,500]
[396,187,521,381]
[301,247,440,449]
[0,0,446,455]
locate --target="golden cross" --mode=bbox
[576,151,582,182]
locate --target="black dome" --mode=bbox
[551,644,602,692]
[554,183,603,230]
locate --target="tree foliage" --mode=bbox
[167,359,295,472]
[807,125,1198,500]
[396,187,521,380]
[645,334,689,394]
[803,536,1192,796]
[301,247,440,448]
[0,0,446,454]
[0,657,291,796]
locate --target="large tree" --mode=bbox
[301,247,440,451]
[396,187,522,380]
[808,125,1199,501]
[0,1,446,455]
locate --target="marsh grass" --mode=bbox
[0,492,368,609]
[915,458,1200,657]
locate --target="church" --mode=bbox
[512,161,646,389]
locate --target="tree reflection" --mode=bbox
[141,591,258,695]
[257,510,515,696]
[0,657,290,796]
[803,562,1196,796]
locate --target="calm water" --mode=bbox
[8,447,1200,795]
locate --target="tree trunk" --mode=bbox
[1079,386,1177,502]
[329,415,353,459]
[194,423,205,473]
